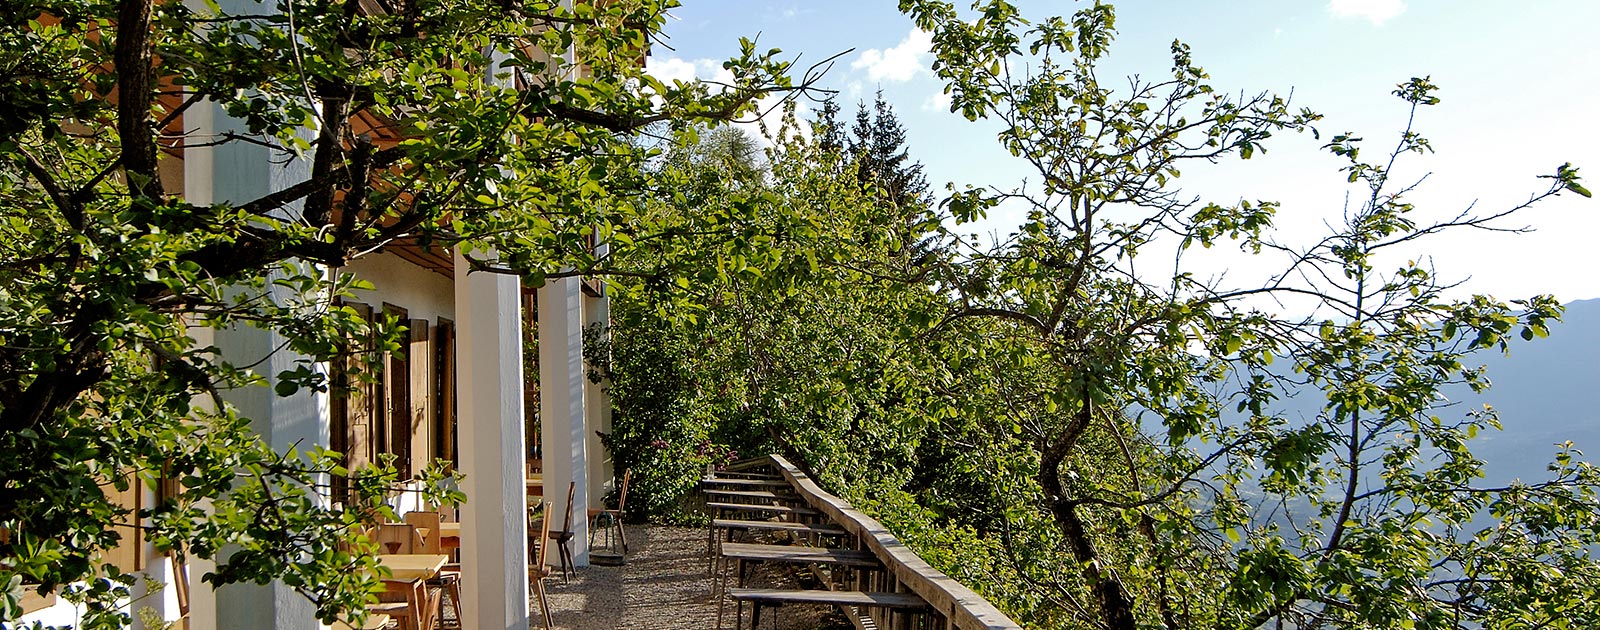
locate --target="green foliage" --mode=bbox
[0,0,809,625]
[600,4,1599,630]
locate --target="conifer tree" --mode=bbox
[848,91,931,214]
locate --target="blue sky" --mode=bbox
[649,1,1600,303]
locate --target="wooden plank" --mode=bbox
[103,474,143,573]
[434,318,457,465]
[382,303,412,479]
[706,502,818,516]
[719,457,776,473]
[336,301,380,505]
[407,318,433,476]
[712,519,848,536]
[765,454,1024,630]
[727,588,927,609]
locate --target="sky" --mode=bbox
[647,1,1600,304]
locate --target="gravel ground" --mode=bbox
[533,525,851,630]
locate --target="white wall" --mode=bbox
[341,254,455,325]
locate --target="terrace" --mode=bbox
[517,454,1021,630]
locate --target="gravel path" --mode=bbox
[533,525,850,630]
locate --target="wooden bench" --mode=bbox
[724,588,928,630]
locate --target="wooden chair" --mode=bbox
[403,512,443,554]
[405,511,460,629]
[587,469,631,553]
[368,523,439,630]
[529,501,555,629]
[546,481,577,582]
[371,523,424,554]
[169,552,190,630]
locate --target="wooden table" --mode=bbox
[379,553,447,581]
[438,522,461,555]
[702,478,792,488]
[719,543,879,570]
[526,473,544,497]
[727,588,927,630]
[703,489,803,503]
[715,542,881,599]
[707,519,851,571]
[376,554,449,630]
[705,502,818,517]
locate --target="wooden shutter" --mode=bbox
[103,474,143,573]
[434,318,457,465]
[407,319,432,476]
[383,304,412,479]
[333,301,379,504]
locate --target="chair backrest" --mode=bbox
[560,481,576,531]
[403,511,442,555]
[616,469,632,513]
[371,523,422,554]
[169,552,190,620]
[532,501,552,570]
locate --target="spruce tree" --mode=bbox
[818,91,935,262]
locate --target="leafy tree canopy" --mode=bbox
[598,3,1599,630]
[0,0,819,624]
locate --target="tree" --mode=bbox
[0,0,814,624]
[593,114,961,524]
[895,1,1599,628]
[848,91,932,216]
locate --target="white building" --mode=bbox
[21,67,615,630]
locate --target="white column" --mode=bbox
[454,252,531,630]
[538,277,590,566]
[185,93,324,630]
[584,286,613,506]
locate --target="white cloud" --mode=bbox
[749,96,811,148]
[648,57,698,85]
[851,29,933,83]
[646,58,733,86]
[921,90,951,113]
[644,57,805,147]
[1326,0,1406,25]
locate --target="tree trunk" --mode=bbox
[1039,399,1139,630]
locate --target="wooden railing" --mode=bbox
[725,454,1023,630]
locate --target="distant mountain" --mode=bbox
[1198,298,1600,488]
[1461,297,1600,484]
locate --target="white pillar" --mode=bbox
[454,252,531,630]
[184,93,325,630]
[584,286,613,506]
[538,277,590,567]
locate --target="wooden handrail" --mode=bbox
[760,454,1023,630]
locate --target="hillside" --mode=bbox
[1467,297,1600,483]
